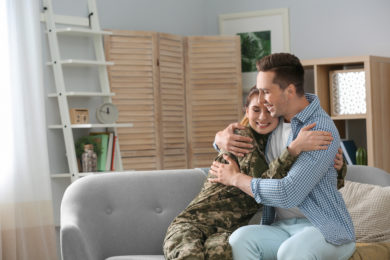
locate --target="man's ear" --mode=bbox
[286,84,296,97]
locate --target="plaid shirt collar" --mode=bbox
[292,93,320,124]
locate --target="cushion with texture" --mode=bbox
[340,180,390,242]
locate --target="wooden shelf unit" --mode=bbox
[302,56,390,172]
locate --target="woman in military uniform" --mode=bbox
[163,87,345,260]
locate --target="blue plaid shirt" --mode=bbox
[251,94,355,245]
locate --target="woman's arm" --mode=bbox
[214,123,253,157]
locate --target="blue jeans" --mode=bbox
[229,218,355,260]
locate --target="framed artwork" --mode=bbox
[219,8,290,93]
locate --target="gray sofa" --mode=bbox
[60,166,390,260]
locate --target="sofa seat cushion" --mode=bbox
[106,255,165,260]
[350,242,390,260]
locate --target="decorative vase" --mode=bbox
[82,144,97,172]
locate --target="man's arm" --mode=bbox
[250,123,340,208]
[210,125,346,197]
[210,147,346,197]
[214,123,253,157]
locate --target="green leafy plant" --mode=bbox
[238,31,271,72]
[75,136,102,159]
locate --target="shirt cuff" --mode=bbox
[213,141,220,152]
[251,178,262,203]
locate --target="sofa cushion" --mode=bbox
[340,180,390,242]
[350,242,390,260]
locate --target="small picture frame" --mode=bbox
[329,69,366,116]
[69,108,89,124]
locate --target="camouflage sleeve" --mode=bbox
[214,127,254,166]
[214,151,236,164]
[336,158,347,189]
[259,148,298,179]
[210,128,253,177]
[206,151,238,179]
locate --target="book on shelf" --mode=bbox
[88,131,117,172]
[105,133,114,171]
[89,132,109,171]
[340,139,357,165]
[110,135,117,171]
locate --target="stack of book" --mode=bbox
[90,132,117,171]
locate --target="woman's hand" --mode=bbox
[209,155,254,196]
[288,123,333,156]
[334,148,344,171]
[214,123,253,157]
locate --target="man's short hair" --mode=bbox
[256,53,305,96]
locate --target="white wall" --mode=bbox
[49,0,208,35]
[205,0,390,59]
[47,0,390,58]
[62,0,390,59]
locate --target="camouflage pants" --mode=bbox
[163,222,232,260]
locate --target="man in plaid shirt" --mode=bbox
[211,53,356,260]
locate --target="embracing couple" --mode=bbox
[164,53,356,260]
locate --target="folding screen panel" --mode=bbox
[184,36,242,168]
[105,30,161,170]
[105,31,188,170]
[158,33,188,169]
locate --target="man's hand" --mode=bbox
[209,155,254,197]
[214,123,253,157]
[209,155,241,186]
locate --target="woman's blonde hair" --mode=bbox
[240,86,259,126]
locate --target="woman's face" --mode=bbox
[246,94,279,134]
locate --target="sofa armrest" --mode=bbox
[61,223,94,260]
[60,169,207,260]
[346,165,390,186]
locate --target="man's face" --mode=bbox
[256,71,288,118]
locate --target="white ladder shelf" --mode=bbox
[42,0,132,182]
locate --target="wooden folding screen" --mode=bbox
[104,31,161,170]
[105,31,241,170]
[185,36,242,167]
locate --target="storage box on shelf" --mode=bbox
[301,56,390,172]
